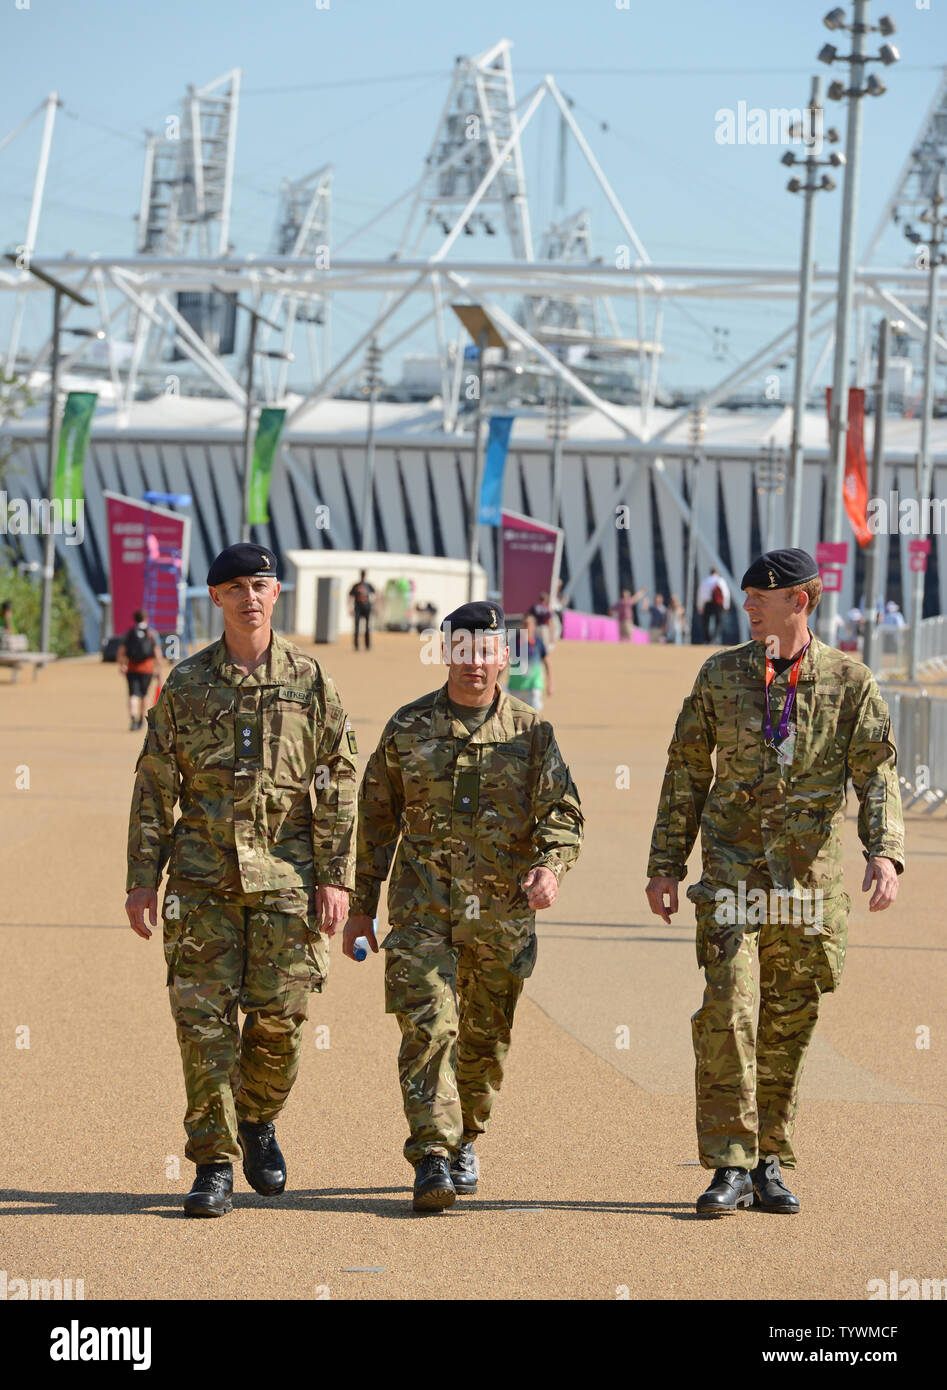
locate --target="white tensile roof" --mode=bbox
[4,376,946,461]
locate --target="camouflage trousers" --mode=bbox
[162,885,328,1166]
[692,892,849,1171]
[382,920,537,1166]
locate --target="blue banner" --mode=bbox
[479,415,514,525]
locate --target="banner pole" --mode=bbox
[40,286,61,655]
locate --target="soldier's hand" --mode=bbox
[342,914,378,961]
[645,875,679,924]
[863,856,899,912]
[314,885,349,937]
[125,887,157,940]
[523,866,558,910]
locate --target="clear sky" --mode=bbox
[1,0,944,394]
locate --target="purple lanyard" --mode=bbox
[764,642,809,746]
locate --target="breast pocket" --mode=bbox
[714,693,763,783]
[478,742,534,826]
[794,691,848,765]
[265,698,316,787]
[394,735,451,833]
[176,689,236,774]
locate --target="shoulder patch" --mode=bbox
[345,718,358,756]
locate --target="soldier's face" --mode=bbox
[743,586,806,644]
[443,632,509,699]
[209,576,281,631]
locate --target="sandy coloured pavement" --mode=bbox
[0,631,944,1301]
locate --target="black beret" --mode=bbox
[741,548,819,592]
[207,543,278,587]
[441,600,506,635]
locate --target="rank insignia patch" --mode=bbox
[236,718,260,759]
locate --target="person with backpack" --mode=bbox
[118,609,164,730]
[697,568,731,644]
[348,569,376,651]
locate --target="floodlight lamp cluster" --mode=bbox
[818,8,899,96]
[781,115,846,194]
[437,213,497,237]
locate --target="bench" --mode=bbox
[0,650,57,682]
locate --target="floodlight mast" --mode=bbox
[818,3,899,646]
[906,174,946,679]
[782,78,840,548]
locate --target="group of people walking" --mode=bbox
[124,541,902,1220]
[611,568,731,645]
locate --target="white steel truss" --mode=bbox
[3,46,947,601]
[137,68,241,258]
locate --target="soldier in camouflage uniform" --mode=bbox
[646,548,904,1216]
[125,543,357,1217]
[342,601,583,1211]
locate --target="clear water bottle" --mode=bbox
[354,919,378,962]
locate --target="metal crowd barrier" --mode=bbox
[871,616,947,677]
[917,615,947,673]
[878,683,947,815]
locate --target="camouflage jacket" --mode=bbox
[352,684,584,939]
[647,633,905,900]
[126,631,358,895]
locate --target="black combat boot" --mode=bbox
[751,1156,800,1214]
[237,1119,287,1195]
[183,1163,233,1218]
[412,1153,456,1212]
[449,1142,479,1194]
[695,1166,754,1216]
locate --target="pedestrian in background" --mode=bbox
[552,578,570,641]
[649,593,668,643]
[530,591,554,651]
[665,594,686,645]
[507,612,552,711]
[611,586,646,641]
[349,569,376,651]
[117,609,165,731]
[697,567,730,644]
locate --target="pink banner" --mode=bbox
[816,541,848,565]
[501,509,563,617]
[561,610,622,642]
[104,492,189,637]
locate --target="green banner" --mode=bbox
[53,391,97,506]
[248,407,287,526]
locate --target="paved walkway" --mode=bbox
[1,633,943,1299]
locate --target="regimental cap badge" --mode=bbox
[767,569,777,588]
[489,607,497,629]
[259,554,269,567]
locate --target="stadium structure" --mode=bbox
[2,40,947,650]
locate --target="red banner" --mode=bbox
[501,509,563,617]
[826,387,872,547]
[104,492,189,637]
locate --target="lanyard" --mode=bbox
[764,641,809,746]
